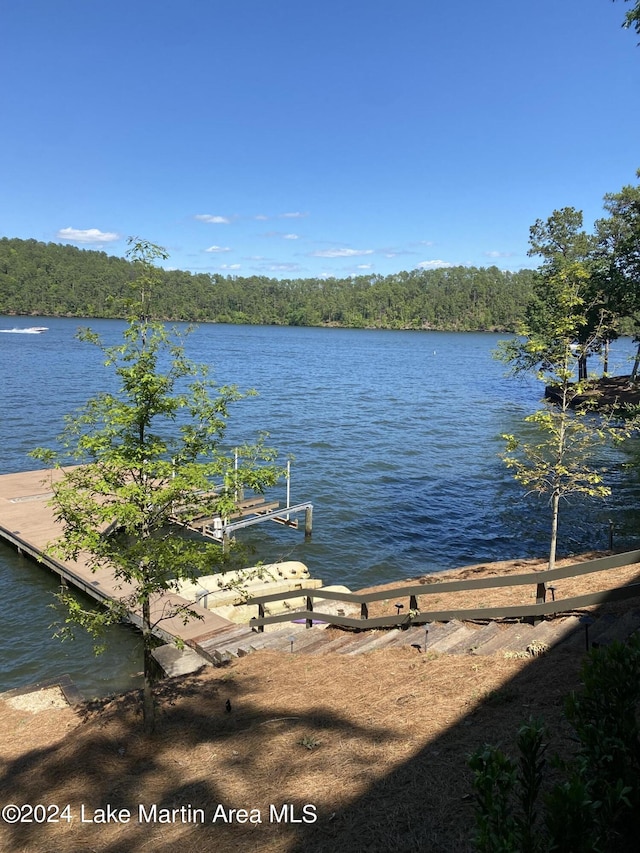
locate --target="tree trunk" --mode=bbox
[548,490,560,572]
[578,354,588,381]
[632,341,640,381]
[142,596,156,735]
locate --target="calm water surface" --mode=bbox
[2,317,639,696]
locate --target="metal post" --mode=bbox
[234,449,239,503]
[609,519,614,551]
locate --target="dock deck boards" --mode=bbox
[0,468,233,648]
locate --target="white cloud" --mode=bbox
[263,231,300,240]
[220,263,241,270]
[263,262,302,272]
[356,264,373,270]
[194,214,231,224]
[380,247,415,258]
[416,259,455,269]
[279,211,307,219]
[311,247,374,258]
[484,250,515,258]
[205,245,231,253]
[57,227,119,244]
[255,214,269,221]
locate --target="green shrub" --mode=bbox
[469,634,640,852]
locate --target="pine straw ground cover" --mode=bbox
[1,553,640,853]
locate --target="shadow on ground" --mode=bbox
[2,585,640,853]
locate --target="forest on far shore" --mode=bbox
[0,237,536,331]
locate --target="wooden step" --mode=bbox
[381,625,430,651]
[301,630,360,655]
[586,613,617,643]
[465,622,504,654]
[528,616,581,651]
[199,623,256,644]
[341,629,405,655]
[236,624,312,654]
[591,609,640,646]
[444,622,500,655]
[473,622,536,656]
[421,620,469,652]
[273,626,331,653]
[333,629,395,655]
[427,621,475,653]
[196,626,257,662]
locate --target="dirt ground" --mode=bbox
[1,553,639,853]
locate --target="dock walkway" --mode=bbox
[0,468,233,649]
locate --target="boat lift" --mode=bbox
[172,459,313,549]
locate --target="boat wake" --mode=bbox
[0,327,48,334]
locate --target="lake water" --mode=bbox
[1,317,639,697]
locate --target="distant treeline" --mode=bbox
[0,237,536,331]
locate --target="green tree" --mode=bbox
[525,208,610,380]
[33,238,283,733]
[615,0,640,36]
[595,172,640,374]
[498,211,628,572]
[501,268,619,571]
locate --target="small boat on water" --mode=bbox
[0,326,49,334]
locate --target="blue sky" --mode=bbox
[1,0,638,279]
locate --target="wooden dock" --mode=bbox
[0,468,234,649]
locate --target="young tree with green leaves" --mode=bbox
[33,238,283,733]
[499,213,629,572]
